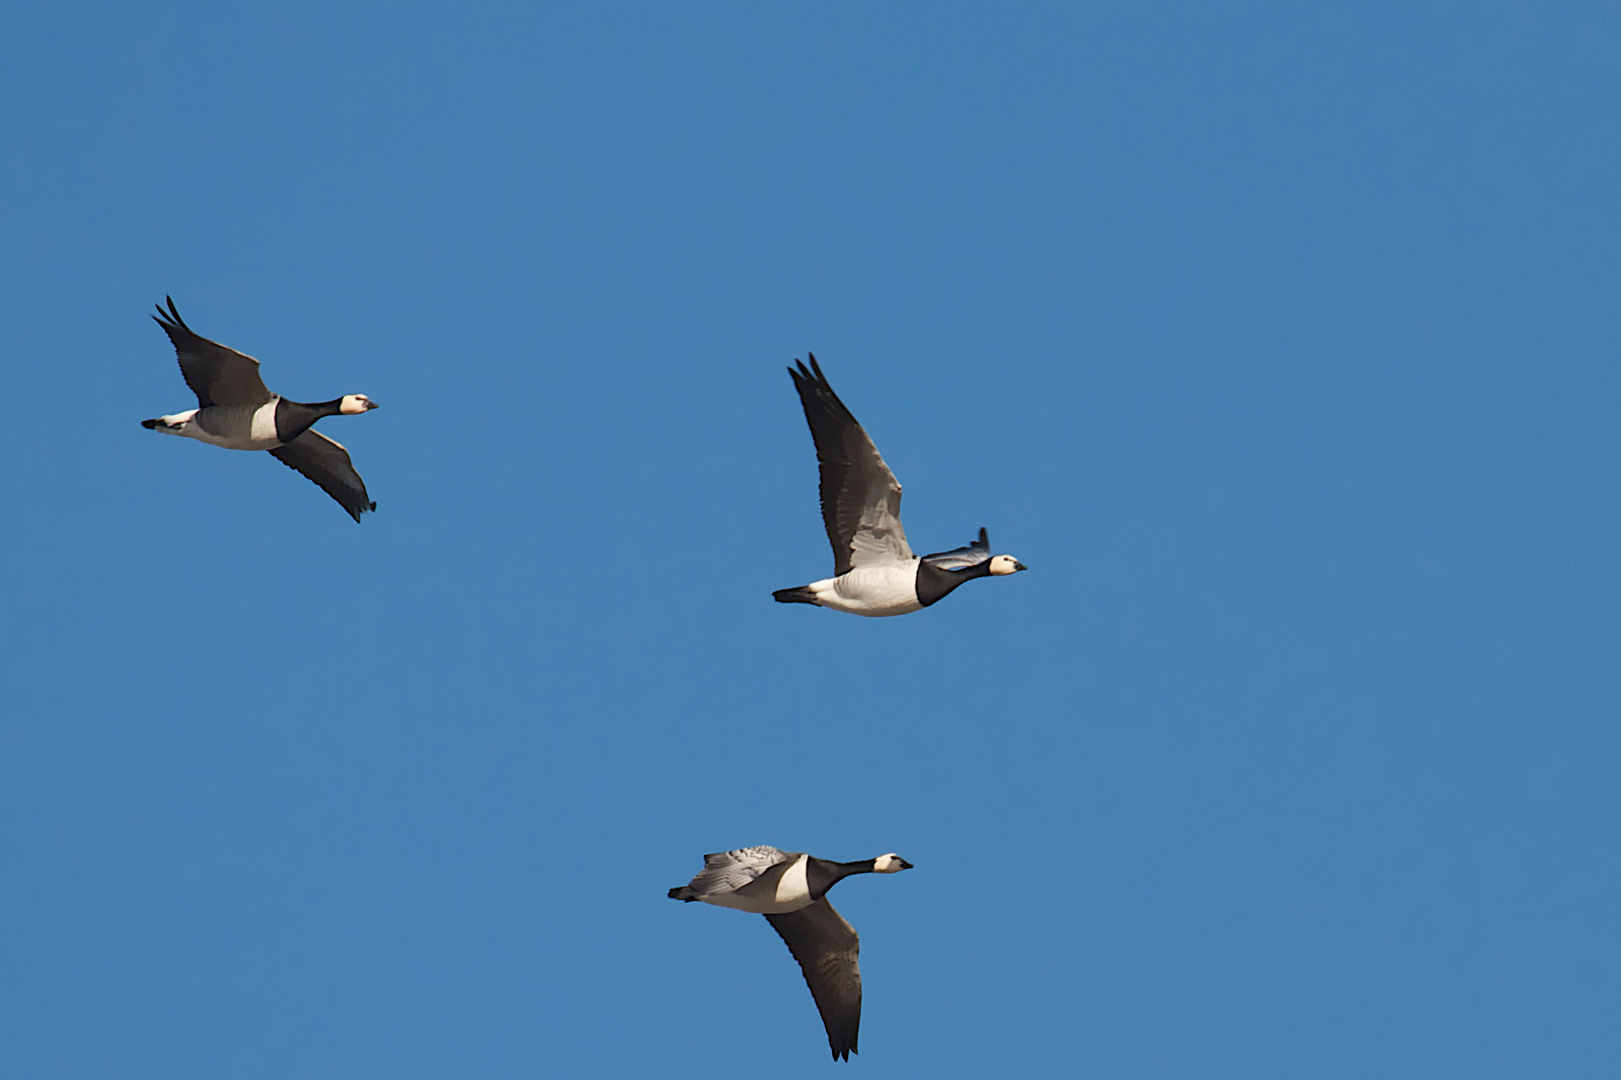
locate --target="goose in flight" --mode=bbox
[141,298,379,522]
[773,355,1025,615]
[669,845,913,1061]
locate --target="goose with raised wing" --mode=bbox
[669,845,913,1061]
[773,355,1025,615]
[141,298,379,521]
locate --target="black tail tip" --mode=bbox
[141,418,158,429]
[773,586,818,605]
[668,887,694,901]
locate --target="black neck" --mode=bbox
[805,857,878,899]
[274,398,344,443]
[915,559,993,607]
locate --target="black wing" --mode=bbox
[268,430,375,522]
[765,899,862,1061]
[151,297,274,408]
[787,355,912,576]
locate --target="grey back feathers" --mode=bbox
[683,845,788,895]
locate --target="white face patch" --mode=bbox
[874,853,908,873]
[989,555,1024,576]
[339,394,373,415]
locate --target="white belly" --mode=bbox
[810,564,923,617]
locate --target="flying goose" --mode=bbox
[141,298,379,522]
[669,845,913,1061]
[774,355,1026,615]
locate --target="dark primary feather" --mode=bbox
[269,430,375,522]
[151,297,273,408]
[787,355,910,575]
[766,899,863,1061]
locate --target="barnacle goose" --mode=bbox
[774,355,1025,615]
[140,297,379,521]
[669,845,913,1061]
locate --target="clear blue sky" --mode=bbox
[4,3,1619,1076]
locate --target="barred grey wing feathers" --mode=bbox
[688,846,789,896]
[922,527,993,571]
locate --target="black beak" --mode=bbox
[898,858,915,870]
[1013,560,1028,572]
[365,399,380,410]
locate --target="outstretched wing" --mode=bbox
[922,527,992,571]
[787,355,912,575]
[151,297,274,408]
[685,846,789,897]
[765,898,863,1061]
[269,430,376,522]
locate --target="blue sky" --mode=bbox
[4,2,1620,1076]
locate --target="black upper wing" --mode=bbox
[152,297,274,408]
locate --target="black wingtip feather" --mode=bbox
[153,296,189,333]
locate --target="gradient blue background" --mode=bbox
[4,3,1619,1076]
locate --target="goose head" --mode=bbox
[872,853,914,873]
[339,394,379,414]
[988,554,1027,575]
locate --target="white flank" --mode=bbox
[773,854,812,907]
[250,400,280,444]
[810,563,924,617]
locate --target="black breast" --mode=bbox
[273,399,328,444]
[914,560,964,607]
